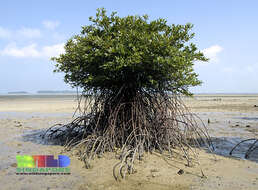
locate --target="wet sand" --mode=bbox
[0,94,258,190]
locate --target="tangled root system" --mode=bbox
[43,88,213,180]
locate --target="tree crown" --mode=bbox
[53,8,207,95]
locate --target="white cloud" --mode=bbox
[0,43,64,59]
[0,26,41,39]
[194,45,223,68]
[202,45,223,63]
[42,20,60,30]
[17,27,41,38]
[42,43,65,57]
[0,27,11,39]
[0,43,40,57]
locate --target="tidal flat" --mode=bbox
[0,94,257,190]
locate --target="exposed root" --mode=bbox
[43,88,213,180]
[229,138,258,159]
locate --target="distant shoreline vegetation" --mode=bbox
[37,90,80,94]
[8,91,28,94]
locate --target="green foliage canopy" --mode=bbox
[53,8,207,95]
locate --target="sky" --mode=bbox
[0,0,258,94]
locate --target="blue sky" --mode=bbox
[1,0,258,93]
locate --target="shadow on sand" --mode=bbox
[21,129,61,146]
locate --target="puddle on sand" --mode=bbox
[195,112,258,162]
[236,117,258,121]
[211,137,258,162]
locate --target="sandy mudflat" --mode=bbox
[0,94,258,190]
